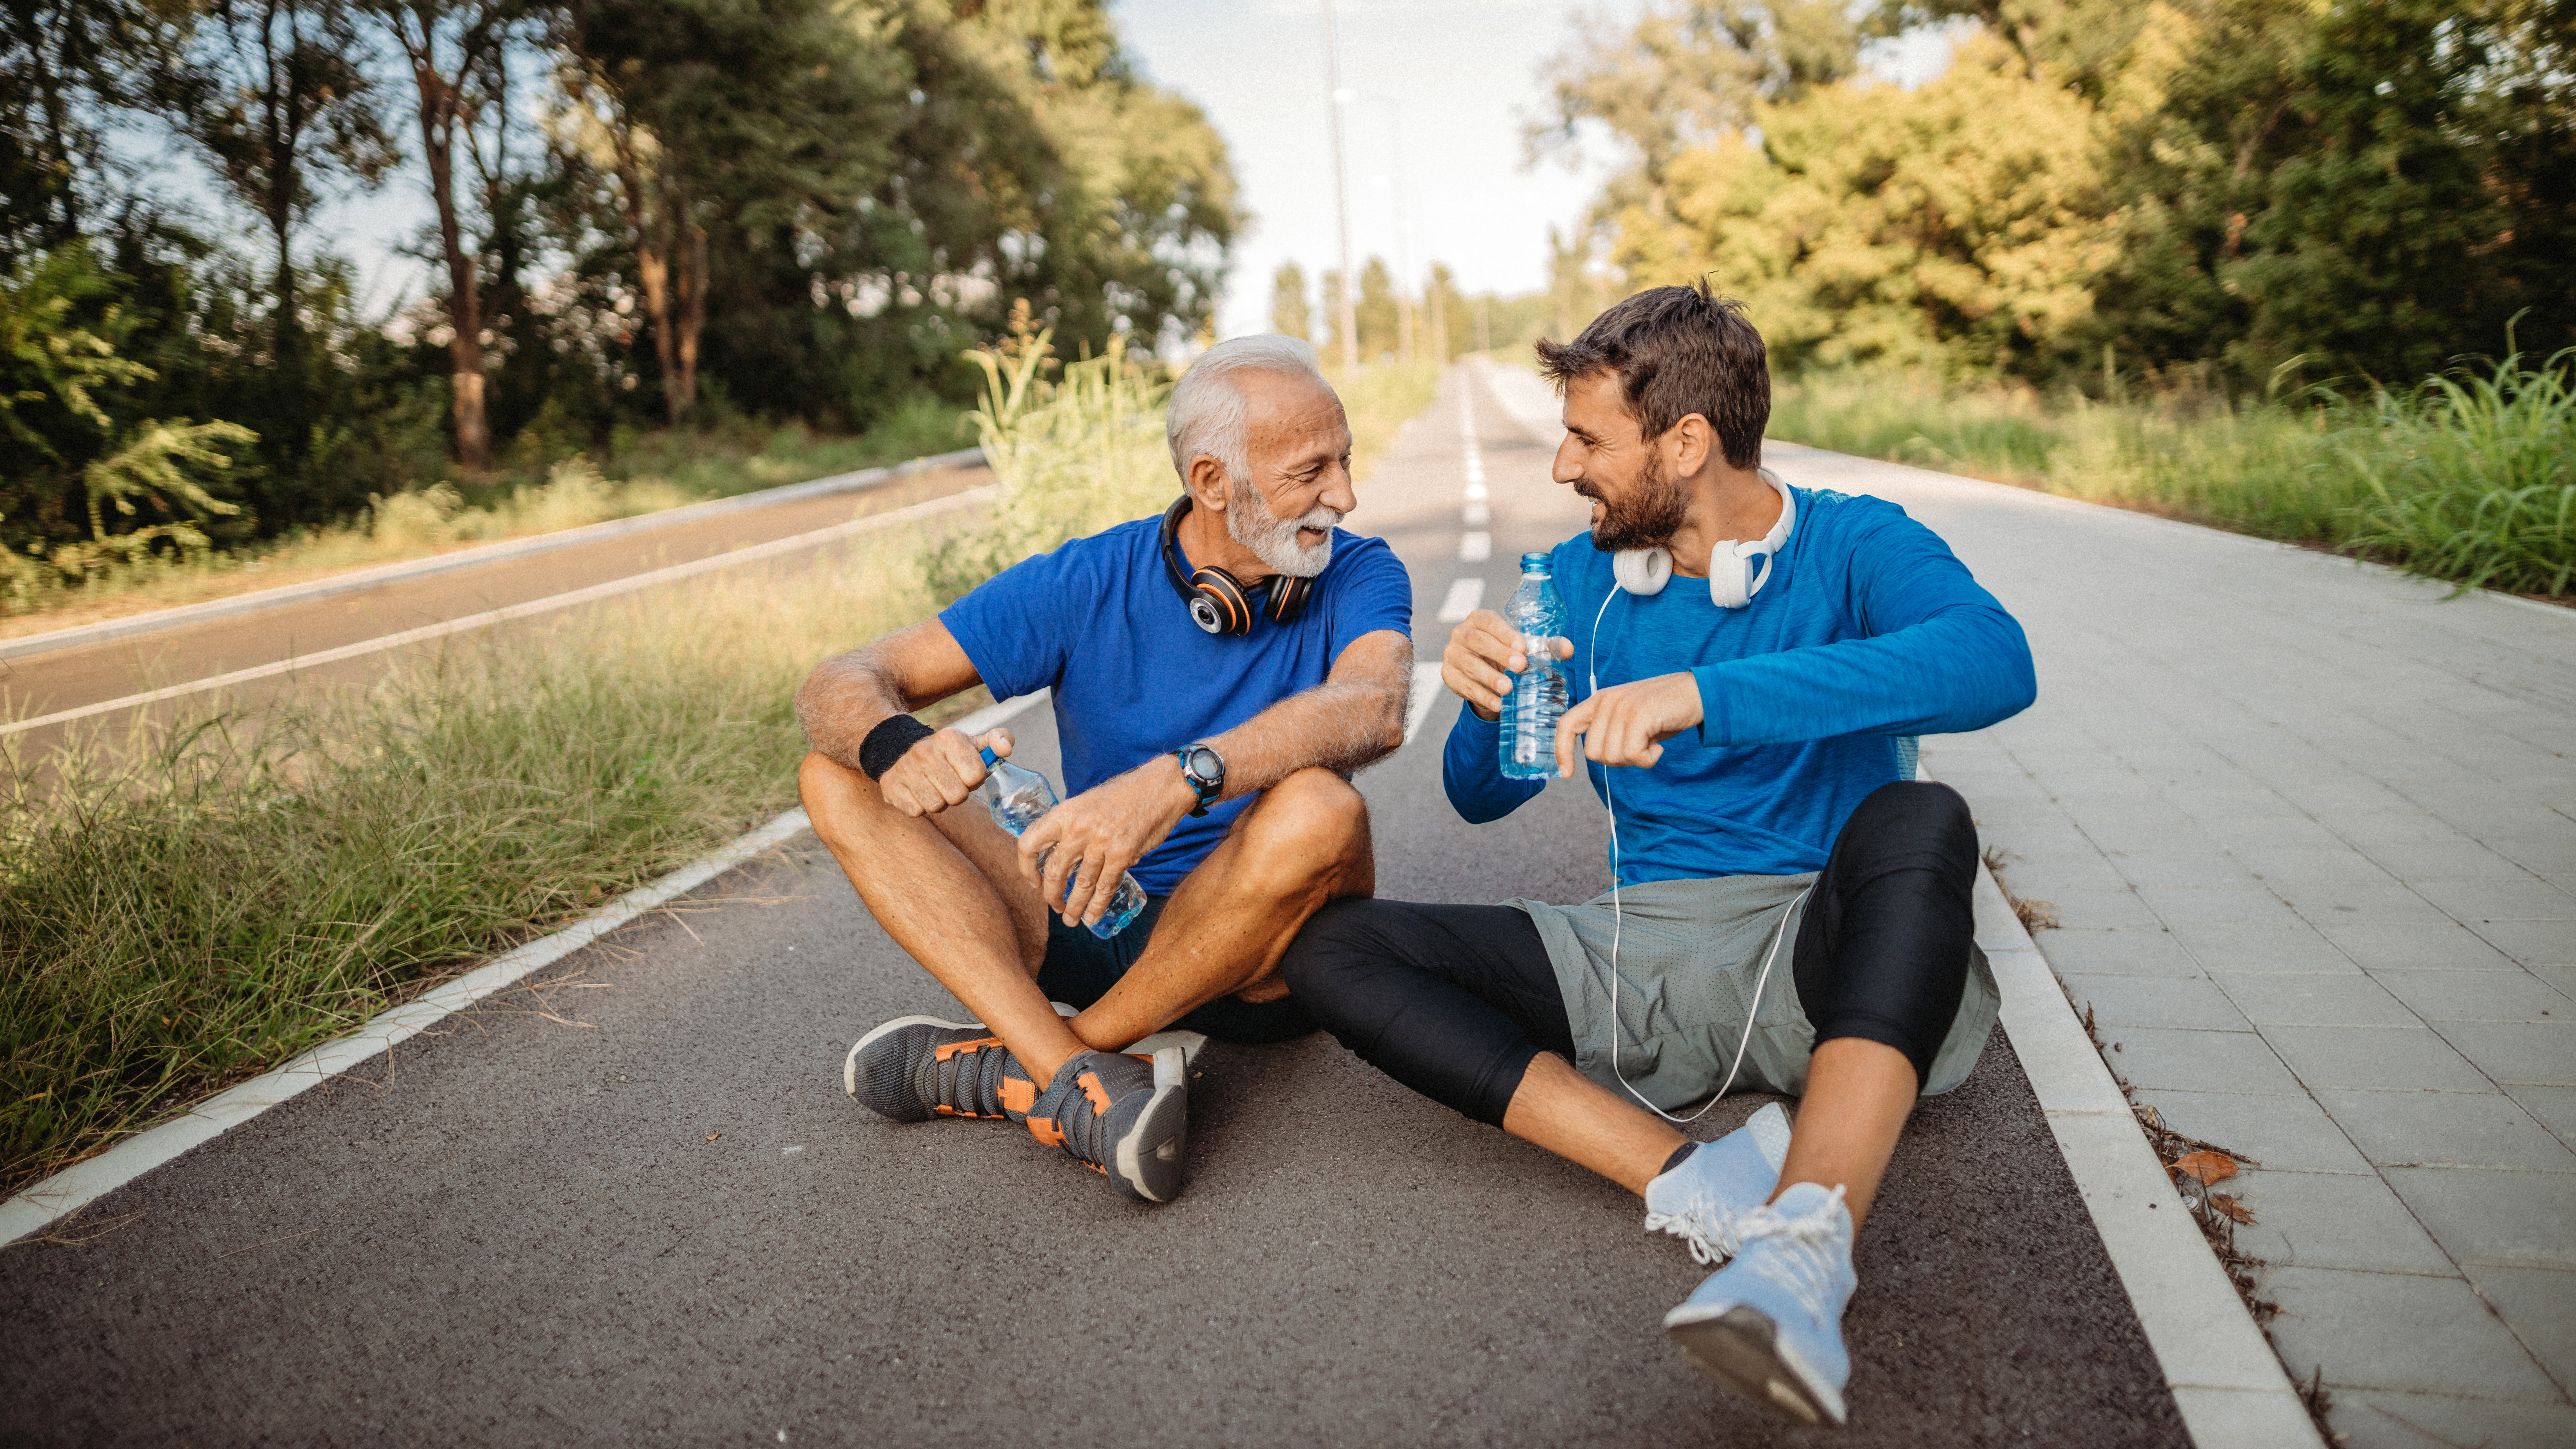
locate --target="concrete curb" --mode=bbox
[1971,865,2326,1449]
[0,689,1048,1248]
[0,447,988,664]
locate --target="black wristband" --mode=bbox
[857,713,938,780]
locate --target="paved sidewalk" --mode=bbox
[1478,362,2576,1449]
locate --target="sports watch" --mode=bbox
[1175,743,1226,817]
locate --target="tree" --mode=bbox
[1270,260,1310,340]
[164,0,394,458]
[559,0,904,424]
[362,0,521,468]
[0,0,192,257]
[1356,255,1399,362]
[1528,0,1859,186]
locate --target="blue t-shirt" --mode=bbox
[1444,486,2036,882]
[942,517,1413,892]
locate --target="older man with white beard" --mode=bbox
[797,335,1414,1204]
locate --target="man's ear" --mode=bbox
[1664,413,1714,479]
[1186,453,1230,510]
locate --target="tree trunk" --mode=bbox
[607,125,685,425]
[674,219,705,417]
[413,62,490,468]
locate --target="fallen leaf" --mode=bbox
[2173,1149,2238,1185]
[705,1132,720,1142]
[2209,1193,2256,1225]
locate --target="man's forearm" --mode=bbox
[794,651,911,771]
[1198,674,1407,802]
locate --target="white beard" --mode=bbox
[1227,480,1341,578]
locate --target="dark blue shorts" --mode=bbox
[1035,894,1317,1045]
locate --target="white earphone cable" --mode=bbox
[1587,583,1810,1125]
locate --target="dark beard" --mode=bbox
[1585,454,1689,552]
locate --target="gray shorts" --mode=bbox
[1514,873,1999,1110]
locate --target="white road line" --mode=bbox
[1458,532,1492,564]
[1462,502,1491,528]
[1403,662,1447,744]
[2,486,998,739]
[1436,578,1484,623]
[1464,482,1488,502]
[0,690,1051,1247]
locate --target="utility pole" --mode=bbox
[1322,0,1358,373]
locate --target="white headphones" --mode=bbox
[1610,468,1796,608]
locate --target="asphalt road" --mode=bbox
[0,370,2186,1447]
[0,459,988,724]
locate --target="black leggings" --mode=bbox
[1279,782,1978,1127]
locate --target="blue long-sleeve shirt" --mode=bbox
[1444,485,2036,882]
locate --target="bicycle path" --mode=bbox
[0,368,2184,1447]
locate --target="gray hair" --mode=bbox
[1165,334,1329,486]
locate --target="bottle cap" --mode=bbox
[979,746,997,768]
[1520,551,1552,572]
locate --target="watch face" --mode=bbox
[1186,746,1223,782]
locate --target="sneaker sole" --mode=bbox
[1664,1304,1848,1427]
[1107,1048,1190,1204]
[842,1015,981,1114]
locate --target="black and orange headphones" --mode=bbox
[1159,495,1316,636]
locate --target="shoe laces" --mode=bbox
[1644,1191,1749,1267]
[1731,1185,1851,1319]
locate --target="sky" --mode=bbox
[1114,0,1620,339]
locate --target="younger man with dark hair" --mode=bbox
[1282,285,2036,1425]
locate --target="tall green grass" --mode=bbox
[1772,350,2574,599]
[0,522,982,1189]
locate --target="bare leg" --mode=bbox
[1501,1053,1686,1195]
[1495,1037,1918,1228]
[799,752,1089,1086]
[1769,1037,1914,1229]
[1070,767,1375,1052]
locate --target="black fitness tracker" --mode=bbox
[1175,743,1225,816]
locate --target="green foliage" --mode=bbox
[1572,0,2576,386]
[0,243,257,602]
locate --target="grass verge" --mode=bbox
[0,514,986,1193]
[1772,350,2573,600]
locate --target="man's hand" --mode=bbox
[1442,609,1571,721]
[1017,756,1197,928]
[877,726,1013,818]
[1556,671,1704,776]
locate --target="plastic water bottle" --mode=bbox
[1500,551,1570,780]
[978,746,1147,938]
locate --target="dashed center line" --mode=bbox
[1403,661,1447,744]
[1436,578,1485,623]
[1459,532,1492,563]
